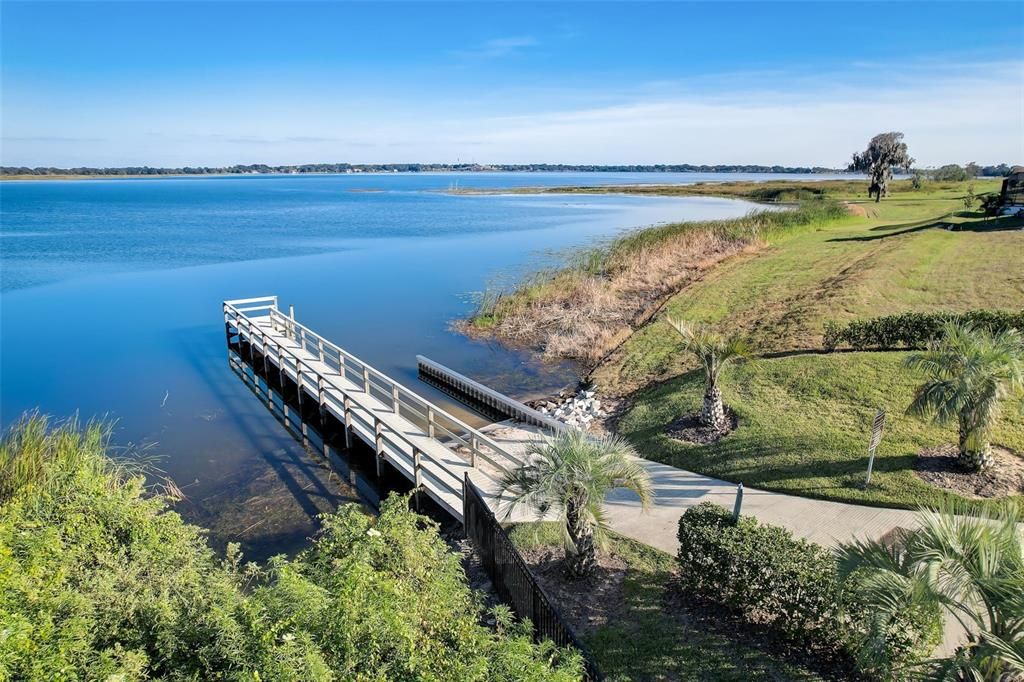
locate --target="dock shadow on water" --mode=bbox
[202,341,456,562]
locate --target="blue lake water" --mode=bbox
[0,171,842,557]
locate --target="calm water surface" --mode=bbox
[0,172,837,557]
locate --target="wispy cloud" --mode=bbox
[453,36,537,60]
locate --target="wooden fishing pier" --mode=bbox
[223,296,535,521]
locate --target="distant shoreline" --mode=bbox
[0,164,850,181]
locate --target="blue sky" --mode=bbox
[2,1,1022,167]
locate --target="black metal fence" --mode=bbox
[462,475,603,681]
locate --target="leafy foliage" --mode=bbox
[849,132,914,201]
[676,503,941,679]
[905,322,1024,470]
[0,415,583,681]
[823,309,1024,351]
[666,318,749,430]
[837,504,1024,680]
[499,430,652,577]
[665,319,748,390]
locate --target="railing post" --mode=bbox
[413,447,422,489]
[277,344,285,389]
[362,366,370,394]
[391,386,400,414]
[427,407,435,439]
[317,376,326,423]
[342,395,352,449]
[469,434,478,467]
[463,473,470,539]
[295,360,304,410]
[374,418,384,476]
[317,339,324,363]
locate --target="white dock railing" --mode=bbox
[223,296,528,520]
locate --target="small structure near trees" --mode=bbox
[848,132,914,202]
[998,165,1024,213]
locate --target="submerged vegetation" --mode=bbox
[468,197,847,366]
[0,415,582,681]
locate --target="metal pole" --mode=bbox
[732,483,744,523]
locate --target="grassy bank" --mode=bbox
[599,179,1023,510]
[468,196,847,366]
[453,177,988,202]
[468,178,1022,510]
[509,522,835,681]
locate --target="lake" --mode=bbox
[0,171,840,558]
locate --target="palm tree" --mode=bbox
[667,318,749,432]
[905,323,1024,471]
[836,504,1024,680]
[499,430,653,578]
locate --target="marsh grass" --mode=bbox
[0,413,129,504]
[469,197,847,366]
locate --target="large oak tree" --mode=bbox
[849,132,914,202]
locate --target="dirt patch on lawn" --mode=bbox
[516,546,629,635]
[664,408,738,445]
[843,201,869,217]
[914,444,1024,498]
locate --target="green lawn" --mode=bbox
[595,182,1021,392]
[508,523,832,681]
[617,352,1023,511]
[583,180,1023,509]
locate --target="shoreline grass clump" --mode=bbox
[0,414,583,681]
[468,197,847,367]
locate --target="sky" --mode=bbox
[1,1,1022,168]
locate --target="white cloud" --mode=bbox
[2,59,1020,167]
[452,35,538,60]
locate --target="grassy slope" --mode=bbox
[595,179,1023,510]
[595,180,1017,389]
[509,522,828,681]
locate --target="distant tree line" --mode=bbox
[923,162,1015,181]
[1,162,850,176]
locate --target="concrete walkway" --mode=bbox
[482,422,921,553]
[481,422,964,655]
[605,459,921,553]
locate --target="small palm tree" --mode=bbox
[905,323,1024,471]
[499,430,653,578]
[836,504,1024,680]
[667,318,749,432]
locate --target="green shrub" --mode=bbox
[823,309,1024,351]
[0,415,583,681]
[675,503,940,679]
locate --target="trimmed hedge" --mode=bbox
[676,503,939,679]
[823,309,1024,351]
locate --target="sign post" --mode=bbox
[865,409,886,488]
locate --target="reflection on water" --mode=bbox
[210,345,455,560]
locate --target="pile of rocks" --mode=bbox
[530,388,606,430]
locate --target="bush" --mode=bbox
[0,415,583,681]
[823,309,1024,351]
[676,503,939,679]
